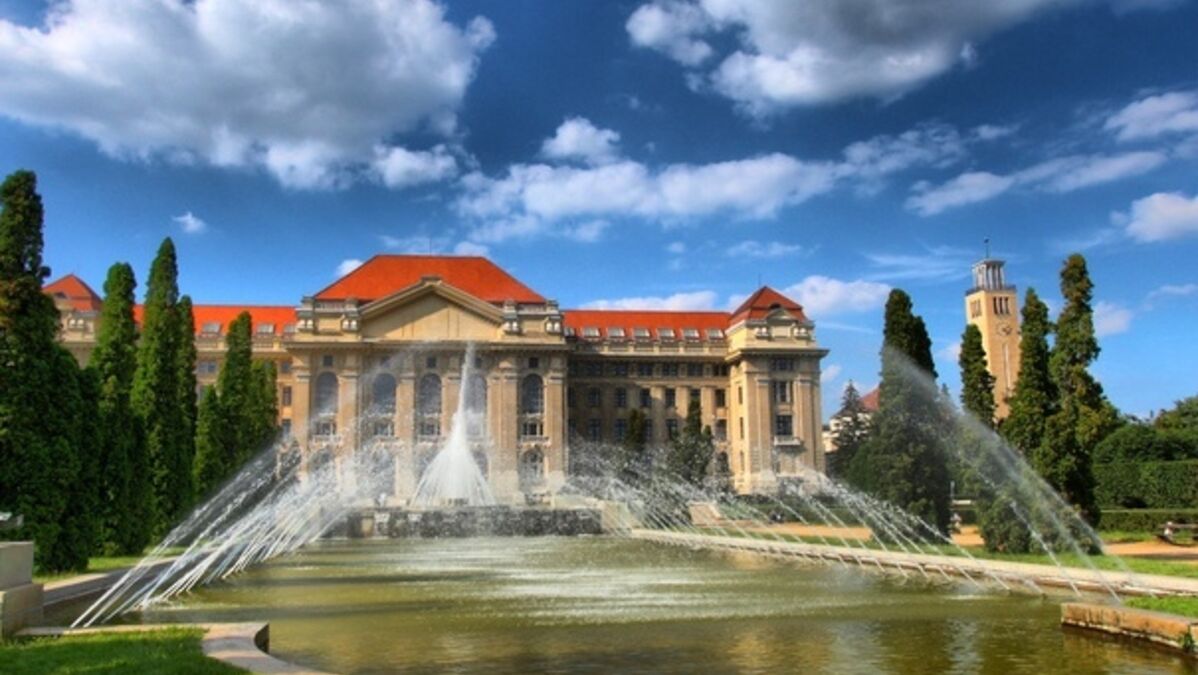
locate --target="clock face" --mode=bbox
[999,324,1014,336]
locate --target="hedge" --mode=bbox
[1094,460,1198,509]
[1097,509,1198,532]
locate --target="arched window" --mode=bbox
[417,374,441,437]
[371,373,397,415]
[314,372,339,415]
[520,374,544,414]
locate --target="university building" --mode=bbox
[45,255,828,502]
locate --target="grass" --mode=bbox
[33,547,186,584]
[1125,595,1198,618]
[0,628,245,674]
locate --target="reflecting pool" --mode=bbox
[132,538,1190,674]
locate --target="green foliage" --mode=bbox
[0,627,245,674]
[848,289,952,534]
[1094,423,1198,464]
[174,296,198,513]
[192,387,228,497]
[1097,508,1198,532]
[1001,288,1056,454]
[1035,254,1115,526]
[217,312,254,466]
[616,408,650,485]
[247,360,279,455]
[958,324,996,428]
[1154,395,1198,431]
[132,238,185,536]
[828,381,870,477]
[88,262,150,554]
[666,403,713,488]
[1094,460,1198,509]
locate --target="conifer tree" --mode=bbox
[618,408,649,485]
[667,402,712,488]
[829,381,870,477]
[0,170,91,571]
[192,387,228,498]
[218,312,254,467]
[247,360,279,455]
[959,324,996,428]
[1001,288,1056,454]
[87,262,148,553]
[132,238,183,535]
[174,296,198,512]
[1036,254,1114,525]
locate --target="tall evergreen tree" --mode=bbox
[618,408,650,485]
[192,387,228,498]
[1001,288,1056,454]
[87,262,149,554]
[849,289,952,533]
[0,170,91,571]
[667,403,713,488]
[829,381,870,477]
[174,296,197,513]
[247,360,279,455]
[218,312,254,467]
[132,238,183,535]
[1036,254,1114,525]
[959,324,996,428]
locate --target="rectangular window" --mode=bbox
[587,419,602,441]
[614,418,627,441]
[637,362,654,377]
[522,420,544,437]
[658,327,676,341]
[568,361,580,377]
[425,356,437,369]
[770,358,795,372]
[633,327,651,341]
[640,388,652,408]
[665,388,677,408]
[715,388,726,408]
[739,417,745,440]
[689,387,701,404]
[197,360,218,375]
[281,419,292,438]
[585,362,603,377]
[282,386,292,406]
[714,419,727,441]
[775,414,794,438]
[256,323,275,336]
[317,420,337,437]
[282,323,296,336]
[201,321,222,335]
[661,363,679,377]
[322,354,334,368]
[666,419,679,439]
[738,386,743,405]
[715,364,730,377]
[373,420,394,438]
[772,380,792,404]
[279,361,292,375]
[611,362,629,377]
[687,363,704,377]
[970,300,981,318]
[608,327,626,340]
[615,387,628,408]
[582,326,601,339]
[587,387,602,407]
[528,356,540,369]
[706,328,724,340]
[682,328,700,341]
[567,387,576,408]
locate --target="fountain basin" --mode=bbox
[332,506,604,539]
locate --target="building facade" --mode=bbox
[46,255,828,502]
[965,257,1022,419]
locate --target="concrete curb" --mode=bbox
[42,557,179,610]
[17,622,334,674]
[1061,603,1197,655]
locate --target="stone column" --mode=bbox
[493,354,520,501]
[395,355,417,499]
[544,359,566,491]
[291,353,312,454]
[650,385,667,445]
[744,360,777,493]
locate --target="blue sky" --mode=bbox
[1,0,1196,419]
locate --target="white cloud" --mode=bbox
[1118,191,1198,242]
[582,290,719,311]
[541,117,621,165]
[1145,283,1198,308]
[781,275,891,316]
[452,241,489,256]
[727,240,802,258]
[378,234,490,257]
[0,0,493,189]
[372,145,458,188]
[1094,301,1133,337]
[666,241,687,255]
[971,124,1018,141]
[336,258,365,277]
[626,0,1077,115]
[907,151,1166,216]
[865,245,973,282]
[938,340,962,363]
[172,211,207,235]
[1104,90,1198,141]
[563,220,609,243]
[821,364,843,383]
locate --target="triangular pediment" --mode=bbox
[359,280,504,341]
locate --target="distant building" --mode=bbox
[45,255,829,501]
[964,256,1021,419]
[821,386,878,454]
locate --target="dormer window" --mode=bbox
[256,323,275,336]
[658,328,676,341]
[682,328,700,341]
[201,321,222,335]
[283,323,297,335]
[582,326,600,339]
[564,327,576,337]
[633,327,651,341]
[608,327,626,340]
[706,328,724,340]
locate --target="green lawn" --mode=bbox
[0,628,245,674]
[33,548,185,584]
[1125,595,1198,618]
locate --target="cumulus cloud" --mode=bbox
[781,275,891,316]
[1145,283,1198,308]
[452,241,490,256]
[1094,301,1133,336]
[938,341,962,362]
[541,117,621,165]
[1104,90,1198,141]
[379,234,490,257]
[336,258,365,277]
[865,245,974,282]
[0,0,493,189]
[582,290,719,311]
[1114,190,1198,242]
[625,0,1078,115]
[907,151,1166,215]
[821,364,843,382]
[727,240,803,258]
[172,211,207,235]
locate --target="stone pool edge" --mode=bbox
[17,622,334,674]
[1061,603,1197,656]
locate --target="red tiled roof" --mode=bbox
[861,387,880,413]
[562,310,731,342]
[44,274,102,312]
[134,305,297,336]
[314,255,546,305]
[730,286,808,323]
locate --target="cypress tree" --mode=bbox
[849,289,952,533]
[132,238,183,536]
[959,324,996,428]
[667,402,712,488]
[1001,288,1056,454]
[618,408,649,485]
[248,360,279,453]
[174,296,197,512]
[88,262,148,554]
[218,312,254,467]
[0,170,90,571]
[829,381,870,477]
[1036,254,1114,525]
[192,387,228,497]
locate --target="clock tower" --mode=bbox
[965,254,1021,419]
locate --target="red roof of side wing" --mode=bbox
[730,286,808,323]
[861,387,880,412]
[562,310,731,341]
[313,255,546,305]
[44,274,103,312]
[134,305,297,336]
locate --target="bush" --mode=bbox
[1094,460,1198,509]
[1097,509,1198,532]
